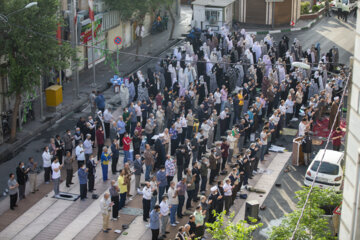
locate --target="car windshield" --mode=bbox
[311,161,339,175]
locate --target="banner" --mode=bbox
[80,15,102,44]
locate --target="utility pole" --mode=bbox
[39,75,44,120]
[70,0,79,98]
[70,0,77,99]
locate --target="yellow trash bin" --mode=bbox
[45,85,63,107]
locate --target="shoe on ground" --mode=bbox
[66,185,70,188]
[165,231,170,234]
[171,224,177,227]
[45,182,49,184]
[107,228,112,230]
[175,221,180,224]
[103,230,108,233]
[143,219,148,222]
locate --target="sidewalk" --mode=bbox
[241,15,324,35]
[0,14,187,164]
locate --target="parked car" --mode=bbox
[304,149,344,191]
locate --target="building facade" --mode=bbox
[339,3,360,239]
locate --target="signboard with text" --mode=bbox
[80,15,103,44]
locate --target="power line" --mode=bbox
[4,21,350,72]
[290,73,350,240]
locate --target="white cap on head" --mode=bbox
[210,186,217,192]
[334,96,339,101]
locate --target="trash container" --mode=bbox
[46,85,63,107]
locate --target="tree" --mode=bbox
[0,0,74,142]
[205,211,263,240]
[268,187,341,240]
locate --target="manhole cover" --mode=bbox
[53,192,80,201]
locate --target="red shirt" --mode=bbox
[332,131,342,146]
[122,137,132,151]
[96,129,104,145]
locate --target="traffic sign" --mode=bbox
[114,36,122,45]
[333,202,342,215]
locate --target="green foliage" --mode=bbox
[268,187,341,240]
[301,2,311,14]
[296,186,342,209]
[312,4,321,13]
[205,210,262,240]
[104,0,151,22]
[0,0,75,140]
[0,0,74,95]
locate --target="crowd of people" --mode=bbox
[7,24,349,240]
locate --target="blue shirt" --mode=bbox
[128,107,137,122]
[156,170,167,187]
[150,210,160,229]
[78,168,88,184]
[117,120,126,134]
[95,95,105,109]
[169,128,177,140]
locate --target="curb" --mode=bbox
[0,38,181,164]
[248,14,324,35]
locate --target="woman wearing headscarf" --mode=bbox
[138,82,149,102]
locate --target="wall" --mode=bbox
[299,8,324,20]
[192,5,205,29]
[339,3,360,240]
[246,0,266,24]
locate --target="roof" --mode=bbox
[313,149,344,164]
[192,0,235,7]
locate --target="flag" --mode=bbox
[290,21,295,27]
[88,0,94,21]
[56,23,62,45]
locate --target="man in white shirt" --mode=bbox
[298,117,311,137]
[83,134,93,161]
[168,181,179,226]
[100,193,113,233]
[142,182,152,222]
[42,146,52,184]
[223,178,233,215]
[75,141,85,169]
[103,108,114,139]
[159,195,170,238]
[51,157,63,197]
[260,127,270,161]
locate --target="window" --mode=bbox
[205,10,220,24]
[311,161,339,175]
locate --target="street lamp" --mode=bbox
[0,1,38,22]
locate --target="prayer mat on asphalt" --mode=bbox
[282,128,298,136]
[119,207,143,216]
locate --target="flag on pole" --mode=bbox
[290,20,295,27]
[56,23,62,45]
[88,0,94,21]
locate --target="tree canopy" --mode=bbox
[0,0,74,141]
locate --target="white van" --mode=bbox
[304,149,344,191]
